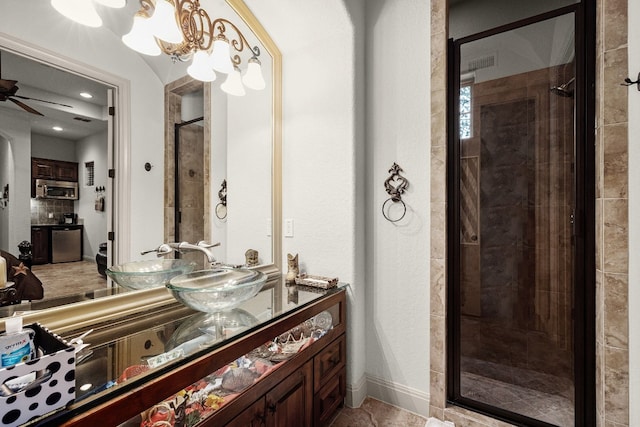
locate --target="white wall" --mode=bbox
[246,0,366,406]
[0,135,12,250]
[31,134,77,161]
[0,0,165,263]
[627,1,639,424]
[0,110,32,251]
[210,93,229,262]
[364,0,431,415]
[226,75,272,266]
[76,131,108,260]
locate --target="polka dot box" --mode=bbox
[0,323,75,427]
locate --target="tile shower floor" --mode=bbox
[461,357,574,426]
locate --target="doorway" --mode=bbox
[164,77,211,270]
[447,5,595,426]
[174,116,205,269]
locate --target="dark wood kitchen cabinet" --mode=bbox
[31,226,50,264]
[31,157,78,182]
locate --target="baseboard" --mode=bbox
[346,374,368,408]
[365,374,430,417]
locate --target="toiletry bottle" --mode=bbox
[0,254,6,288]
[0,317,36,368]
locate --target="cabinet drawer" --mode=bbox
[314,369,345,426]
[314,335,345,392]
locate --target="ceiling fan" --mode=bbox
[0,51,73,116]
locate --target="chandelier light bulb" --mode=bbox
[210,37,234,74]
[51,0,102,27]
[242,58,265,90]
[94,0,126,8]
[187,50,217,82]
[122,14,161,56]
[149,0,183,44]
[221,67,246,96]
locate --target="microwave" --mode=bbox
[35,179,79,200]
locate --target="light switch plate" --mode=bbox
[285,219,294,237]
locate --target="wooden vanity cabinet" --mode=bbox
[222,361,313,427]
[57,286,347,427]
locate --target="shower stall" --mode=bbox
[447,4,594,426]
[174,117,206,270]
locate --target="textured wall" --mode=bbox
[363,0,431,415]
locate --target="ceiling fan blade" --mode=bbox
[0,79,18,91]
[13,94,73,109]
[8,97,44,116]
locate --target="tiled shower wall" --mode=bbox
[595,0,629,424]
[429,0,629,425]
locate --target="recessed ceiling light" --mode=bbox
[52,126,63,132]
[80,92,93,99]
[79,383,93,392]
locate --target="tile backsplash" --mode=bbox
[30,199,74,225]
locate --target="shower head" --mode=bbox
[550,77,575,98]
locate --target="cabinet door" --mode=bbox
[56,161,78,181]
[265,361,312,427]
[32,158,55,179]
[31,227,50,265]
[226,398,266,427]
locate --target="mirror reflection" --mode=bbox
[0,0,280,319]
[0,49,114,311]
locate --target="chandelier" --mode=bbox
[122,0,265,95]
[50,0,265,95]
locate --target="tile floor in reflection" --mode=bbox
[329,397,427,427]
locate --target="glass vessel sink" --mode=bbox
[167,267,267,313]
[106,259,196,290]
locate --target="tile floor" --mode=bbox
[330,397,427,427]
[32,260,107,299]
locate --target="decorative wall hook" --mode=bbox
[382,163,409,222]
[215,179,227,220]
[621,72,640,91]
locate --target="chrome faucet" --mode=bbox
[141,241,221,265]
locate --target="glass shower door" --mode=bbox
[450,10,582,426]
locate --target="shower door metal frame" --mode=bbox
[174,116,205,250]
[446,2,596,426]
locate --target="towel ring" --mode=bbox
[215,179,227,220]
[382,197,407,222]
[382,163,409,222]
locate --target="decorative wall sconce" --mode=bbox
[50,0,265,93]
[382,163,409,222]
[122,0,265,93]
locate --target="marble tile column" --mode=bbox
[596,0,629,425]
